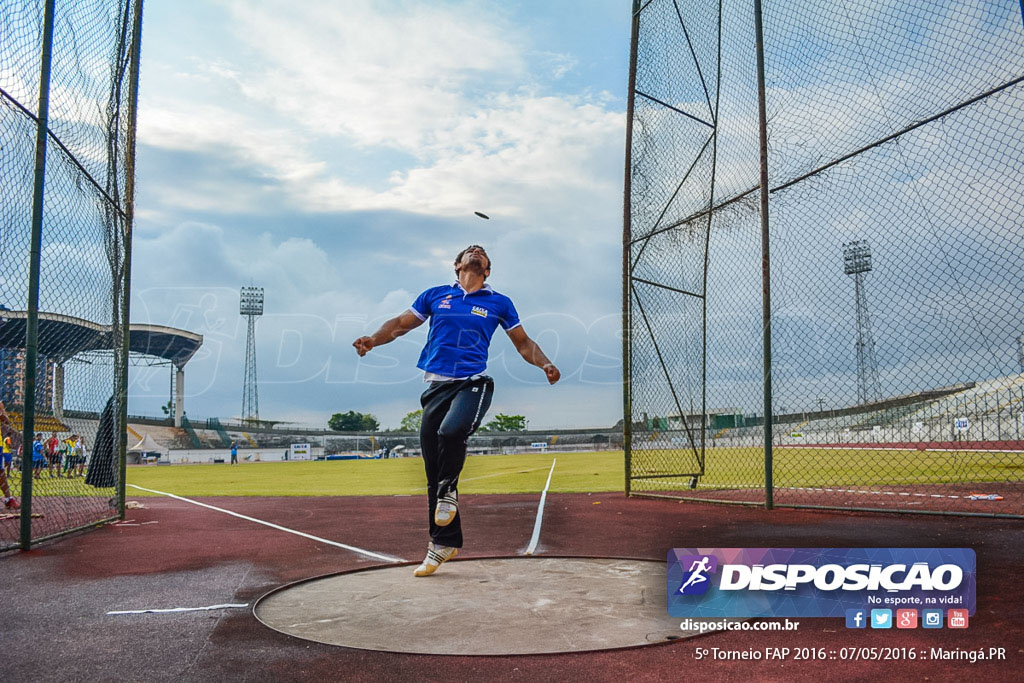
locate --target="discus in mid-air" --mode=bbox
[353,245,559,576]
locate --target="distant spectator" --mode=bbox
[32,433,46,481]
[2,431,12,478]
[0,403,18,509]
[63,434,81,477]
[0,466,17,509]
[230,441,238,465]
[45,432,60,478]
[61,435,73,476]
[74,436,87,477]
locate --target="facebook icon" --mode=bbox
[845,609,867,629]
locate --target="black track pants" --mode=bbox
[419,375,493,548]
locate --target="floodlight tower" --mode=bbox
[240,286,264,424]
[843,240,882,404]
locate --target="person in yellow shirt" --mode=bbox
[2,433,12,478]
[62,436,76,477]
[0,403,19,510]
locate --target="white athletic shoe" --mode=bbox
[413,542,458,577]
[434,491,458,527]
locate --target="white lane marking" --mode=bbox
[523,458,557,556]
[107,604,249,615]
[127,484,405,563]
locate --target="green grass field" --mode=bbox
[125,451,626,497]
[630,446,1024,490]
[12,446,1019,500]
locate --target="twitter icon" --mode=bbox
[870,609,892,629]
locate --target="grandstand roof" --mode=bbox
[0,310,202,367]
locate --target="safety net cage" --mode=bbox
[0,0,143,549]
[624,0,1024,517]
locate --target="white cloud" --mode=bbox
[137,0,625,222]
[224,0,526,152]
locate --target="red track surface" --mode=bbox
[3,493,1023,681]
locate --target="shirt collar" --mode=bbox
[452,281,492,295]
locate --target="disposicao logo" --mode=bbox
[667,548,975,619]
[675,555,718,595]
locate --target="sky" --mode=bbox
[121,0,1024,431]
[127,0,633,429]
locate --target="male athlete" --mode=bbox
[353,245,559,576]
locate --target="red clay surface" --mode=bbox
[2,492,1023,681]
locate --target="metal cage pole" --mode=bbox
[622,0,642,496]
[753,0,774,509]
[117,0,145,518]
[20,0,57,550]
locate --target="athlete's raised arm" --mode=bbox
[506,325,560,384]
[352,309,424,357]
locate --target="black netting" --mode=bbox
[626,0,1024,516]
[0,0,141,549]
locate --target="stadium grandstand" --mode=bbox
[644,373,1024,451]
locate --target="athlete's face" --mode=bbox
[456,246,490,277]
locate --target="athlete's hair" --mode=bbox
[454,245,491,275]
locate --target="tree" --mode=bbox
[483,413,527,432]
[329,411,379,432]
[399,409,423,432]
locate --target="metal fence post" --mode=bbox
[116,0,144,518]
[20,0,57,550]
[753,0,773,509]
[622,0,641,496]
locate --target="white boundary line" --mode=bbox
[128,484,405,563]
[523,458,557,556]
[108,604,249,615]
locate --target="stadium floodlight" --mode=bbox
[843,241,881,404]
[240,286,264,316]
[843,240,873,275]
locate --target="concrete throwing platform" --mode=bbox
[254,557,692,655]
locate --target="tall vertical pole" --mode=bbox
[117,0,144,520]
[174,366,184,427]
[622,0,642,496]
[242,315,259,422]
[21,0,57,549]
[854,272,865,403]
[753,0,773,509]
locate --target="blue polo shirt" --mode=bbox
[410,282,521,377]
